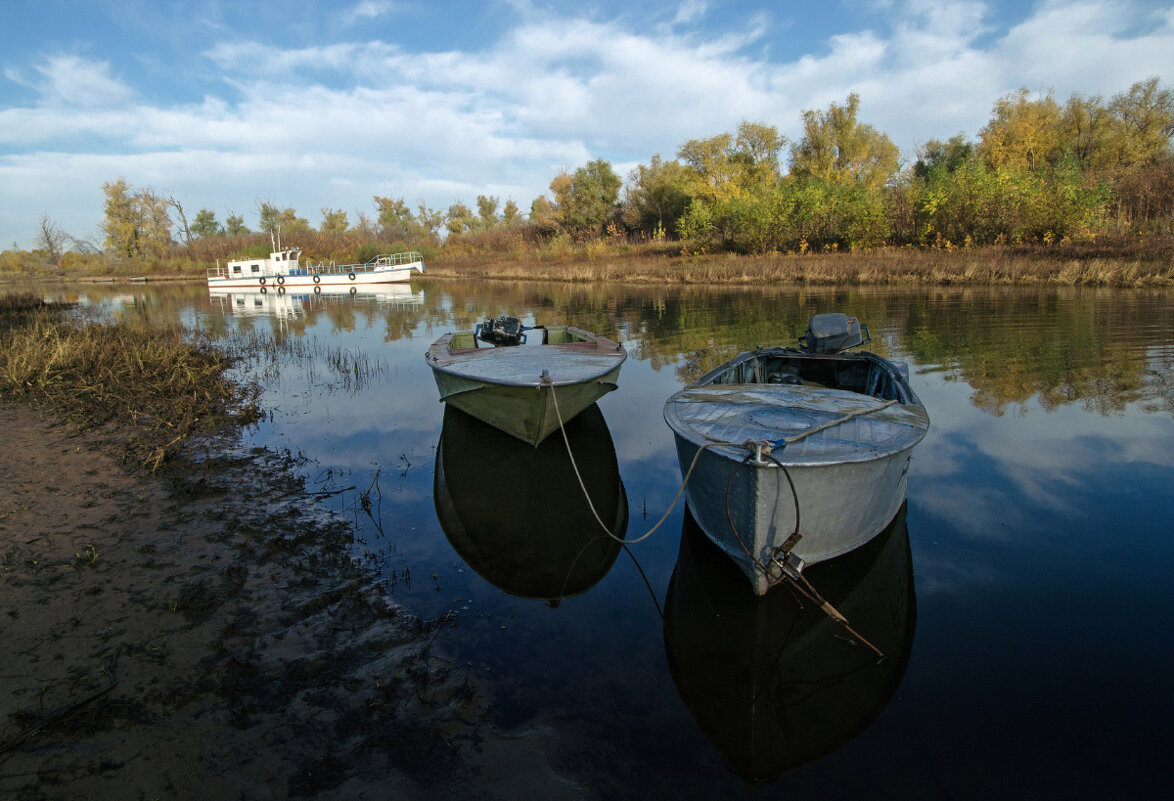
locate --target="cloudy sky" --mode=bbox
[2,0,1173,249]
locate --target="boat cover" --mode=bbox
[665,385,930,466]
[429,340,625,387]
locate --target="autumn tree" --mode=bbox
[789,93,899,190]
[445,202,476,235]
[501,199,522,226]
[622,155,693,236]
[257,201,310,236]
[191,209,221,238]
[373,196,417,242]
[101,178,173,259]
[1106,76,1174,167]
[476,195,500,229]
[553,159,622,235]
[528,195,558,234]
[677,132,739,200]
[415,203,445,244]
[225,212,249,236]
[913,134,975,180]
[976,88,1064,171]
[319,208,349,236]
[351,211,377,238]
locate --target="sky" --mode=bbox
[2,0,1173,249]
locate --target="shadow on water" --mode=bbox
[664,503,916,788]
[433,403,628,604]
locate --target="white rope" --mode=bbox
[546,381,714,545]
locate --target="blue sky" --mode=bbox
[2,0,1173,249]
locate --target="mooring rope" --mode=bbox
[544,379,888,656]
[546,379,716,546]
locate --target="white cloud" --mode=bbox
[21,55,136,109]
[672,1,708,26]
[5,1,1174,247]
[345,0,398,25]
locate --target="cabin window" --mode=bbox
[232,264,242,275]
[250,263,260,273]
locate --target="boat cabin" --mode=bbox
[224,248,303,279]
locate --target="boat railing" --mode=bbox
[367,251,424,268]
[304,251,424,275]
[208,251,424,280]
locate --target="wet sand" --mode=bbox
[0,405,583,800]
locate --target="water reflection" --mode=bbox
[663,504,915,786]
[433,403,628,603]
[208,284,425,319]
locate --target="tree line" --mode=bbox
[9,76,1174,271]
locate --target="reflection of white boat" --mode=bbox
[663,314,929,596]
[426,315,626,447]
[434,403,626,602]
[206,237,424,289]
[664,504,915,785]
[208,283,425,318]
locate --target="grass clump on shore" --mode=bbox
[0,292,260,470]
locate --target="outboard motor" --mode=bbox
[799,313,871,353]
[476,315,527,346]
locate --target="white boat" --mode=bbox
[426,315,626,447]
[206,237,424,290]
[663,314,929,596]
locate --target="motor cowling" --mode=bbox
[476,315,527,346]
[799,313,870,353]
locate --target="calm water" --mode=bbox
[46,279,1174,798]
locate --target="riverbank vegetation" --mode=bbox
[4,78,1173,286]
[0,293,261,469]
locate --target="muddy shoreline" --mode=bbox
[0,405,581,800]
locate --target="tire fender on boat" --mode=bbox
[259,277,266,285]
[313,275,321,284]
[313,285,321,294]
[348,272,356,281]
[277,276,285,285]
[260,286,267,294]
[349,286,356,294]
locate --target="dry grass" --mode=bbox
[419,244,1174,287]
[0,295,261,470]
[7,230,1173,287]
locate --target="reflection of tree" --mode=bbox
[894,287,1171,417]
[93,279,1174,420]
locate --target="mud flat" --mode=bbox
[0,405,582,800]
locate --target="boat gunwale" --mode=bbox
[664,345,928,467]
[426,327,627,388]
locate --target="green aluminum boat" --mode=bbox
[425,316,626,447]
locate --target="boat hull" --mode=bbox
[206,265,421,289]
[663,344,928,596]
[433,364,622,447]
[426,326,627,447]
[673,434,914,595]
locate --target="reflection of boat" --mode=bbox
[208,284,425,318]
[663,314,929,595]
[664,504,915,785]
[434,403,627,602]
[206,237,424,289]
[426,315,626,447]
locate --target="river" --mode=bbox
[41,278,1174,799]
